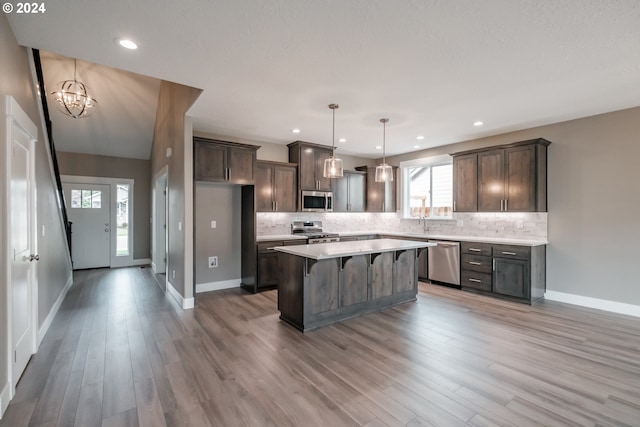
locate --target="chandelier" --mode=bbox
[323,103,344,178]
[50,59,98,118]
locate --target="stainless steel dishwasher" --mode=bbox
[427,240,461,286]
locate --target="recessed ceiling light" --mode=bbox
[473,121,484,126]
[292,128,301,134]
[117,38,138,50]
[338,138,346,143]
[375,145,382,150]
[416,135,425,140]
[413,145,420,149]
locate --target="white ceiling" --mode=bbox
[8,0,640,160]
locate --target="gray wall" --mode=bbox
[387,107,640,306]
[56,151,151,260]
[194,184,242,285]
[150,81,202,299]
[0,14,73,397]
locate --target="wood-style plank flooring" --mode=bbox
[2,267,640,426]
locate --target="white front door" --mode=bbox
[63,183,111,269]
[9,106,37,390]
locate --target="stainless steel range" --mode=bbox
[291,221,340,244]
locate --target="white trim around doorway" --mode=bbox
[61,175,137,268]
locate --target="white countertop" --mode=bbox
[256,234,308,242]
[272,238,435,260]
[330,230,547,246]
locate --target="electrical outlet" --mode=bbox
[172,270,176,279]
[208,256,218,268]
[178,221,182,231]
[211,220,216,229]
[517,221,524,229]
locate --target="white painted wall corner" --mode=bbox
[167,280,194,310]
[545,290,640,318]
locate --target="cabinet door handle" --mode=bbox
[500,199,504,211]
[272,201,275,211]
[468,248,482,252]
[275,201,278,211]
[468,261,482,265]
[505,199,508,211]
[493,259,496,271]
[453,200,456,211]
[502,251,517,256]
[468,278,482,283]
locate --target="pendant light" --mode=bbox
[50,58,98,118]
[375,118,393,182]
[323,103,344,178]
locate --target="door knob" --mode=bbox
[29,254,39,262]
[105,228,110,232]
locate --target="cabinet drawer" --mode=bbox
[492,244,530,260]
[461,242,492,256]
[257,241,283,253]
[461,254,492,273]
[461,271,492,292]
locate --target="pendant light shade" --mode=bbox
[323,103,344,178]
[50,59,98,118]
[375,118,393,182]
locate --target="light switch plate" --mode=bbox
[211,220,216,229]
[178,221,182,231]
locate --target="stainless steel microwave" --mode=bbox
[301,191,333,212]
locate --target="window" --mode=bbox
[402,160,453,219]
[70,189,101,208]
[116,184,130,256]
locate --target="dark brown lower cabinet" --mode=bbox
[460,241,545,304]
[493,257,529,299]
[244,239,307,293]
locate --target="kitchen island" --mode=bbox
[273,239,435,332]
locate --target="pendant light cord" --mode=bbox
[380,118,389,164]
[329,104,339,156]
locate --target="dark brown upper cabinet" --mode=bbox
[332,170,365,212]
[452,138,550,212]
[194,137,258,184]
[255,161,297,212]
[355,165,397,212]
[288,141,333,192]
[452,152,478,212]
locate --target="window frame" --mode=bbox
[400,154,453,220]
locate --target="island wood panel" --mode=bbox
[370,252,393,299]
[277,252,305,324]
[305,258,339,315]
[340,255,369,307]
[393,250,417,294]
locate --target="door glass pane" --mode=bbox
[116,184,129,256]
[71,190,82,208]
[82,190,92,208]
[91,190,102,208]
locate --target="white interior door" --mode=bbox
[63,183,111,269]
[9,110,36,390]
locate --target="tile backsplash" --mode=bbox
[257,211,548,241]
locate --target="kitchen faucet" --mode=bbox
[418,216,429,233]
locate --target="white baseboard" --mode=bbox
[196,278,241,293]
[131,258,151,267]
[166,280,194,310]
[151,261,157,273]
[37,274,73,346]
[0,381,10,419]
[545,290,640,318]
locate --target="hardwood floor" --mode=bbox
[2,267,639,426]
